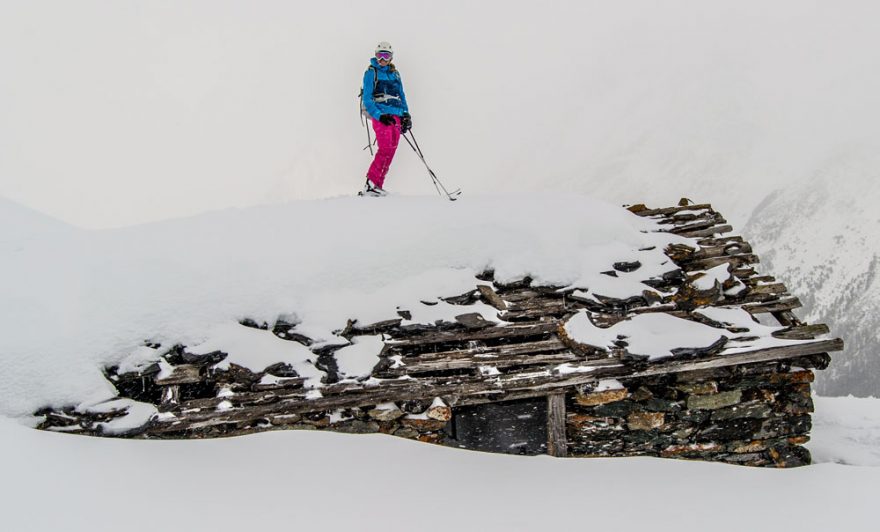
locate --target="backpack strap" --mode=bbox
[369,65,378,92]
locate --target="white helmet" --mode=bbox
[375,41,393,55]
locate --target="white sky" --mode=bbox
[1,0,879,228]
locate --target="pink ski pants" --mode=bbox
[366,115,400,188]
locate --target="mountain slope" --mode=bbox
[744,148,880,396]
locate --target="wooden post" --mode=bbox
[547,393,567,457]
[160,385,180,409]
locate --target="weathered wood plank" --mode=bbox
[477,284,508,311]
[743,297,802,315]
[628,203,713,217]
[151,336,843,435]
[682,254,759,272]
[745,283,788,295]
[547,394,568,457]
[387,321,559,350]
[677,225,734,238]
[772,324,830,340]
[155,365,201,385]
[380,339,568,368]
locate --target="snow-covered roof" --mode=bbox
[23,198,842,436]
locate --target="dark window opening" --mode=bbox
[446,398,547,456]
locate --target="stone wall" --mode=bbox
[566,362,815,467]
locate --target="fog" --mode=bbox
[1,1,878,228]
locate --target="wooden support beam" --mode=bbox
[547,393,568,457]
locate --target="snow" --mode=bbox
[564,311,726,360]
[334,335,384,379]
[810,396,880,466]
[77,398,158,436]
[595,379,625,392]
[554,363,598,375]
[692,263,730,291]
[186,321,326,387]
[0,194,688,417]
[564,307,814,360]
[2,396,879,532]
[116,345,162,374]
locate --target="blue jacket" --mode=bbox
[362,57,409,120]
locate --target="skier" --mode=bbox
[361,41,412,197]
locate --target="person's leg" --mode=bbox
[366,116,400,189]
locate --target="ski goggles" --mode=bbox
[375,51,393,61]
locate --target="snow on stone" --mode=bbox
[186,321,325,387]
[692,263,730,291]
[334,335,384,379]
[78,398,157,436]
[565,306,814,360]
[116,345,162,374]
[564,310,726,360]
[595,379,624,391]
[401,298,501,327]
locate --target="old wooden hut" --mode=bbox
[37,201,842,467]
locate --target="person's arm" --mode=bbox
[397,72,409,114]
[362,68,383,120]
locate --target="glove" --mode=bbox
[400,112,412,133]
[379,114,396,126]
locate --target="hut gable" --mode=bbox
[37,200,842,467]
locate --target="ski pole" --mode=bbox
[402,130,461,201]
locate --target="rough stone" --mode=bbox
[642,397,683,413]
[268,413,302,426]
[630,387,654,402]
[671,427,695,440]
[417,433,442,444]
[575,388,628,407]
[675,381,718,395]
[755,415,811,440]
[401,418,448,431]
[695,418,763,442]
[711,400,773,421]
[627,412,666,430]
[769,370,815,385]
[687,389,742,410]
[393,427,420,439]
[332,420,380,434]
[675,409,711,424]
[569,439,625,456]
[426,405,453,422]
[661,442,721,457]
[768,444,811,467]
[729,440,770,454]
[720,452,767,464]
[593,400,639,418]
[368,405,405,421]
